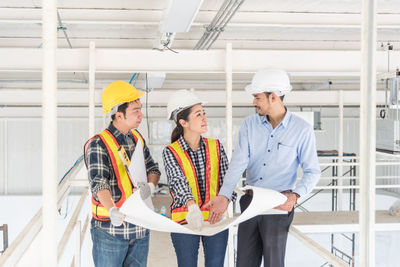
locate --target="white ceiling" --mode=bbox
[0,0,399,108]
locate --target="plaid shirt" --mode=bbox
[163,135,236,210]
[86,123,161,240]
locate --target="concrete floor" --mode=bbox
[148,230,205,267]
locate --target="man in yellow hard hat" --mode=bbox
[84,80,160,267]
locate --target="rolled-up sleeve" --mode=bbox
[86,137,112,200]
[294,126,321,197]
[218,143,237,202]
[219,120,250,200]
[162,147,194,207]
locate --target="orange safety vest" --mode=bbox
[167,137,220,224]
[84,129,145,221]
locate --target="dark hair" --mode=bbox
[265,92,285,101]
[111,102,129,121]
[171,107,192,143]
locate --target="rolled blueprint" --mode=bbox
[120,186,287,236]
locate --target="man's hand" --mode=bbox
[109,207,125,226]
[204,195,229,224]
[186,204,204,230]
[275,192,299,212]
[137,182,155,199]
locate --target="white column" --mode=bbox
[41,0,57,265]
[74,221,81,267]
[225,43,233,159]
[103,112,107,129]
[338,90,344,211]
[225,43,234,267]
[89,41,96,137]
[3,119,7,195]
[360,0,377,266]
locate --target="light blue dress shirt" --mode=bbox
[219,109,321,199]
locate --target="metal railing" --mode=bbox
[0,157,89,267]
[0,224,8,255]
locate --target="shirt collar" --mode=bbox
[177,135,205,152]
[107,122,133,139]
[260,107,291,128]
[281,108,291,128]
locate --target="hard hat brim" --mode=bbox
[104,90,145,114]
[168,101,206,121]
[245,84,292,96]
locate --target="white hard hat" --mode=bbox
[245,69,292,96]
[167,90,204,122]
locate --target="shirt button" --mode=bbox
[271,135,273,138]
[268,149,270,152]
[263,163,266,166]
[259,177,263,180]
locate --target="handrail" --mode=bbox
[57,188,89,262]
[0,158,86,267]
[289,226,349,267]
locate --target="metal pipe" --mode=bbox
[195,0,245,50]
[89,41,96,138]
[194,0,232,49]
[208,0,232,30]
[41,0,58,265]
[57,11,72,49]
[313,184,400,190]
[359,0,377,265]
[201,0,238,50]
[205,0,245,50]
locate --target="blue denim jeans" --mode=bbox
[91,227,149,267]
[171,229,228,267]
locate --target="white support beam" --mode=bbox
[225,43,234,267]
[360,0,377,266]
[88,41,96,137]
[41,0,57,265]
[3,119,7,195]
[337,90,344,211]
[0,49,399,73]
[2,8,400,28]
[0,89,389,106]
[74,221,81,267]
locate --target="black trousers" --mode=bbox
[236,193,294,267]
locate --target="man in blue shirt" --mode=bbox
[205,69,320,267]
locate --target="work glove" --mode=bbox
[109,207,125,227]
[137,182,155,199]
[186,205,204,230]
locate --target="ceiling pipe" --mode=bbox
[194,0,245,50]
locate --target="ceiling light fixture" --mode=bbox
[160,0,204,33]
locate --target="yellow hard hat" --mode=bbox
[102,81,145,114]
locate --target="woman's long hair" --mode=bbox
[171,107,192,143]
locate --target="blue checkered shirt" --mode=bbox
[86,123,161,240]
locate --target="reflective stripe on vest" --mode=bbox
[168,138,220,224]
[85,128,144,221]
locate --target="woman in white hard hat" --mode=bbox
[162,89,235,267]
